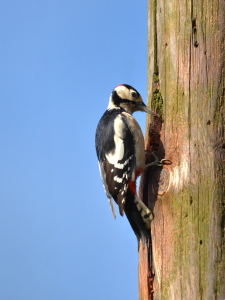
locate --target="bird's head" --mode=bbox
[107,84,156,115]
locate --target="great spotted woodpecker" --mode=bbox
[95,84,156,244]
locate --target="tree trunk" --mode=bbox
[139,0,225,299]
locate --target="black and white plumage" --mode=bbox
[95,84,156,243]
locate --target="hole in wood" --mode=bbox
[194,41,199,48]
[192,18,197,34]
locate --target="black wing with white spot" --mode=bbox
[95,108,136,217]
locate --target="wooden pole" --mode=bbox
[138,0,225,298]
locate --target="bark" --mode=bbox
[138,0,225,299]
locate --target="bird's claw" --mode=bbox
[145,152,172,169]
[155,158,171,166]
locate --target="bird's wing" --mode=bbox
[104,114,136,216]
[98,160,116,218]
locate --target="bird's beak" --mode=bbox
[137,102,157,116]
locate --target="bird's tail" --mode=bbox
[124,191,153,247]
[108,196,116,219]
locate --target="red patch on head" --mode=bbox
[128,180,136,195]
[114,84,124,90]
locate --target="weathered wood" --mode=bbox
[138,240,153,300]
[139,0,225,299]
[138,115,164,300]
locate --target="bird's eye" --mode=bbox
[131,91,137,98]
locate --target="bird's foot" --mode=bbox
[145,151,171,169]
[134,195,154,230]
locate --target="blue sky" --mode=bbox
[0,1,148,299]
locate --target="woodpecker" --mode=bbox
[95,84,156,244]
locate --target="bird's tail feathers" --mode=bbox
[124,191,153,247]
[108,197,116,219]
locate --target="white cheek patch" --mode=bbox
[115,85,129,101]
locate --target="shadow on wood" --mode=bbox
[138,115,167,300]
